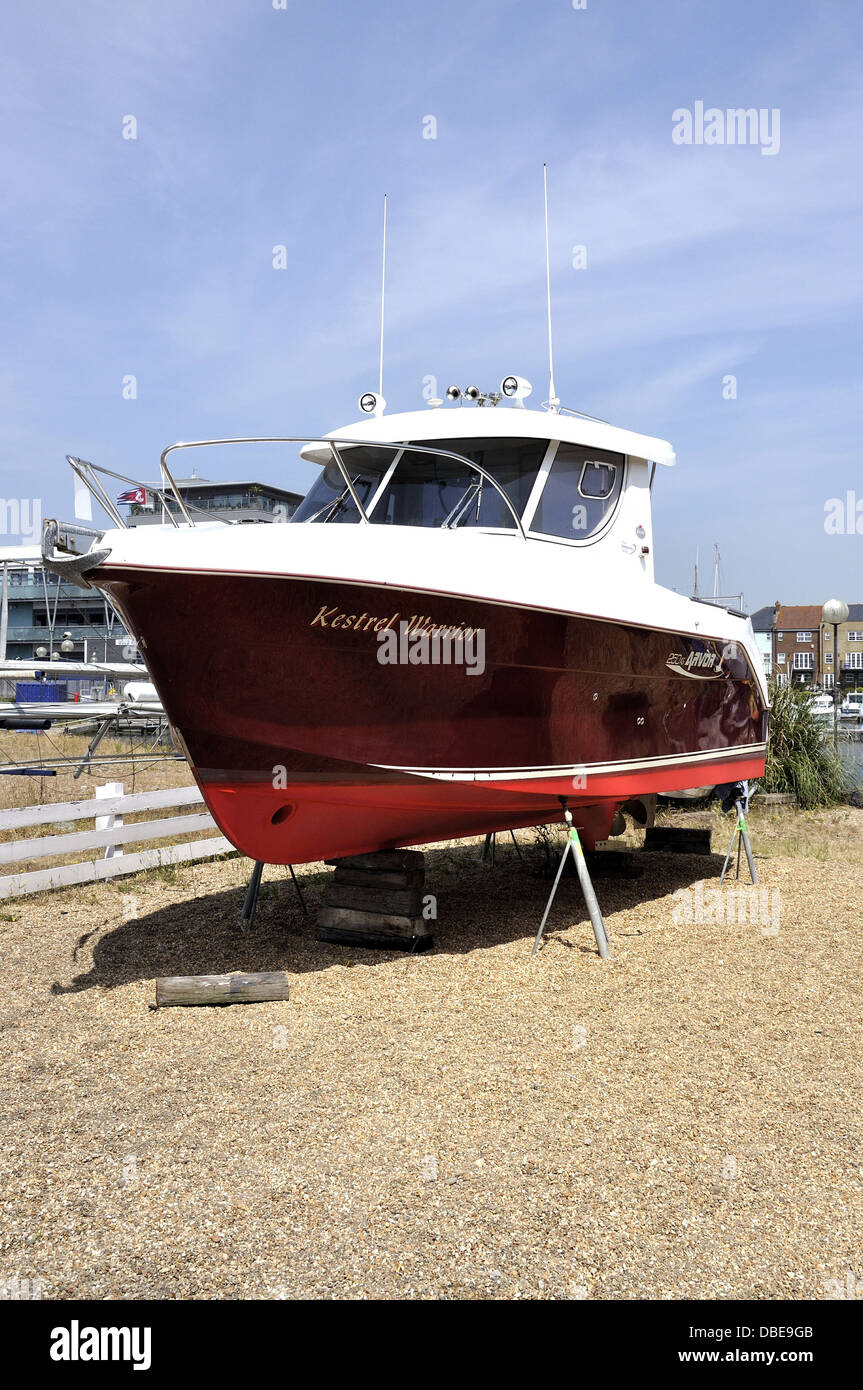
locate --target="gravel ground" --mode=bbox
[1,821,861,1301]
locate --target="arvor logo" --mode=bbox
[666,650,727,680]
[50,1321,151,1371]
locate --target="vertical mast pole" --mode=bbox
[543,164,558,410]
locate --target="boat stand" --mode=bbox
[479,830,523,865]
[73,716,114,779]
[719,799,758,886]
[532,799,610,960]
[238,859,308,932]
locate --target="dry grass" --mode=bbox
[0,728,203,874]
[1,812,861,1300]
[641,802,863,866]
[0,728,193,813]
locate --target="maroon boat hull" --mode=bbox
[98,569,767,862]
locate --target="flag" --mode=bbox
[117,488,147,505]
[73,475,93,522]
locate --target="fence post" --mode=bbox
[95,781,124,859]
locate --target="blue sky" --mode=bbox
[1,0,861,606]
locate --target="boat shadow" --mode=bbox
[51,844,735,996]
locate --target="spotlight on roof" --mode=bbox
[359,391,385,416]
[445,385,462,401]
[464,385,480,402]
[501,375,532,406]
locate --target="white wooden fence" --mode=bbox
[0,783,234,898]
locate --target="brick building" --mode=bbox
[771,604,822,687]
[752,601,863,690]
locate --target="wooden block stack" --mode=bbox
[316,849,432,951]
[643,826,712,855]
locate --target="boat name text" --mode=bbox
[310,605,479,642]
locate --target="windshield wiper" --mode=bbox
[304,475,367,524]
[441,477,482,529]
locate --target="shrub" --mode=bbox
[762,679,850,807]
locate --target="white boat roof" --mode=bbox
[321,405,676,467]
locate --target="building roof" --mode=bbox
[751,602,863,634]
[774,605,824,631]
[750,604,775,632]
[140,479,302,501]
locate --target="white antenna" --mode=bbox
[378,193,387,400]
[543,164,559,411]
[713,542,721,600]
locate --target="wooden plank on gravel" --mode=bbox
[156,972,290,1008]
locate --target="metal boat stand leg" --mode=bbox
[239,859,265,932]
[287,863,308,916]
[532,799,610,960]
[719,800,758,885]
[480,830,522,865]
[72,716,114,780]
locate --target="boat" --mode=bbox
[43,382,768,864]
[809,692,836,720]
[840,691,863,721]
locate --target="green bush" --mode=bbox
[762,679,850,807]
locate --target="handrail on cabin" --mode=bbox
[158,437,528,538]
[66,438,528,538]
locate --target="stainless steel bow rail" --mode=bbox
[65,438,529,537]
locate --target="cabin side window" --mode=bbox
[530,443,624,540]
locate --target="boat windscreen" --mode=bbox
[291,446,393,525]
[291,437,547,528]
[368,437,546,529]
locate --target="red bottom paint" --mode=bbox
[200,752,765,863]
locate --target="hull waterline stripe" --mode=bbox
[369,744,767,781]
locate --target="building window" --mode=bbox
[825,652,833,664]
[824,673,834,689]
[796,631,812,642]
[793,652,814,670]
[777,652,786,664]
[848,631,863,641]
[846,652,863,671]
